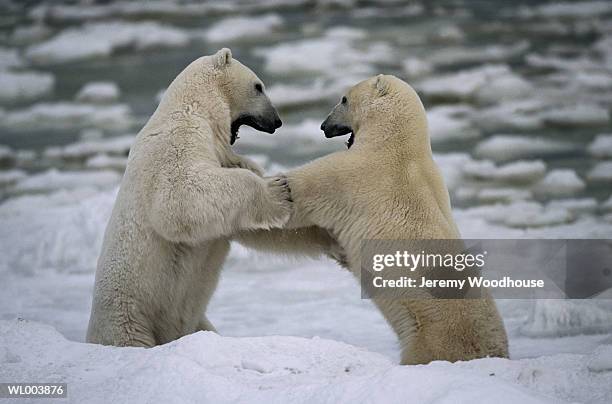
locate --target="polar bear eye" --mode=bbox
[341,96,347,104]
[255,83,263,93]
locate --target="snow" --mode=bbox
[475,135,575,162]
[25,21,190,64]
[463,160,546,184]
[588,345,612,372]
[3,319,612,404]
[587,161,612,182]
[0,70,55,104]
[1,102,132,131]
[204,14,283,42]
[254,27,392,76]
[417,64,532,104]
[10,169,121,194]
[534,169,586,198]
[76,81,121,104]
[588,134,612,158]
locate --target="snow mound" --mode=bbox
[587,161,612,182]
[1,102,132,131]
[11,169,120,195]
[588,134,612,158]
[475,135,574,162]
[26,21,190,64]
[254,27,391,77]
[76,81,121,104]
[417,65,532,104]
[0,70,55,104]
[204,14,283,42]
[534,169,586,198]
[3,319,610,404]
[463,160,546,184]
[521,301,612,338]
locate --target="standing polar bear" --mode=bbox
[240,75,508,364]
[87,49,292,347]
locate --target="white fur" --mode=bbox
[86,49,290,347]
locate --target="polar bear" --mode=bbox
[239,75,508,365]
[86,49,293,347]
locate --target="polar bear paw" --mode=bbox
[264,175,293,227]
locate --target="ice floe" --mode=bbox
[417,64,532,104]
[0,146,16,168]
[463,160,547,184]
[587,161,612,182]
[10,169,120,195]
[75,81,121,104]
[85,154,128,171]
[427,105,480,143]
[204,14,283,42]
[534,169,586,198]
[476,187,533,203]
[1,102,132,131]
[0,47,24,69]
[254,27,392,77]
[0,169,26,187]
[587,134,612,158]
[401,57,433,78]
[43,135,134,160]
[547,198,598,215]
[0,70,55,104]
[476,100,546,131]
[541,105,610,127]
[516,1,612,19]
[475,135,575,162]
[25,21,190,64]
[266,78,344,109]
[426,41,530,68]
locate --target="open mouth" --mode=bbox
[322,125,354,149]
[230,116,278,145]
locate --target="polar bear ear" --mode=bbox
[214,48,232,69]
[374,74,389,96]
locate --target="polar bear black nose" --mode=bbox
[274,118,282,129]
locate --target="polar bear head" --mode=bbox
[211,48,282,144]
[165,48,282,145]
[320,74,428,150]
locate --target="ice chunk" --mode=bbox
[475,135,574,162]
[266,78,343,109]
[477,188,533,203]
[547,198,598,215]
[255,27,391,76]
[2,102,132,131]
[587,161,612,182]
[0,169,26,187]
[402,57,432,78]
[427,41,530,67]
[44,135,134,160]
[463,160,546,184]
[75,81,120,104]
[602,195,612,212]
[0,47,24,69]
[26,21,190,64]
[0,145,16,168]
[9,24,52,45]
[417,64,532,103]
[504,205,573,228]
[0,70,54,104]
[11,169,120,194]
[534,169,586,198]
[432,153,474,191]
[427,105,480,143]
[588,134,612,158]
[476,100,545,131]
[542,105,610,127]
[86,154,127,171]
[204,14,283,42]
[518,1,612,19]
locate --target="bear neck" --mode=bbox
[356,118,432,162]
